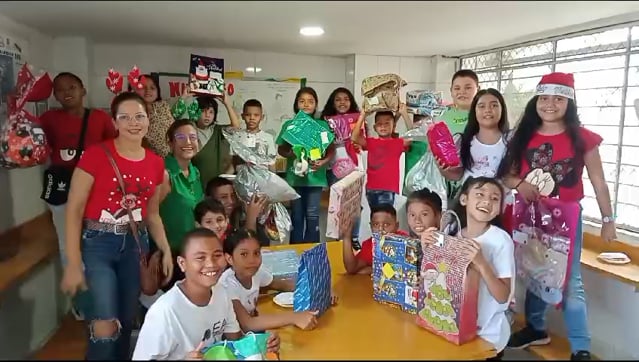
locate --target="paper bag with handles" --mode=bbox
[293,243,332,316]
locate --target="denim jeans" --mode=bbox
[77,227,148,360]
[290,186,323,244]
[366,190,396,209]
[524,213,590,353]
[327,169,362,248]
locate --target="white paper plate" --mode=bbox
[273,292,294,308]
[597,252,631,265]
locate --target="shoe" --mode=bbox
[71,306,84,321]
[571,351,591,361]
[507,325,551,349]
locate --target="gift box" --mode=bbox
[293,243,332,316]
[188,53,225,97]
[361,73,406,113]
[261,249,300,280]
[372,232,421,314]
[326,170,365,239]
[280,111,335,161]
[416,233,480,345]
[406,90,443,116]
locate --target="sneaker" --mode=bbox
[507,325,551,349]
[571,351,591,361]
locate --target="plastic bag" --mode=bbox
[427,121,460,168]
[403,151,448,210]
[202,332,270,360]
[234,164,298,204]
[405,90,444,116]
[223,127,276,166]
[260,202,292,244]
[1,110,50,169]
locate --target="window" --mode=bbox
[460,24,639,233]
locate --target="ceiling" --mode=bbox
[1,1,639,57]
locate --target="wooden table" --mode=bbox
[259,241,496,360]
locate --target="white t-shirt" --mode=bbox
[461,136,507,183]
[132,281,241,360]
[473,225,516,352]
[229,130,277,164]
[220,266,274,316]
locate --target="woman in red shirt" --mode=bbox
[60,92,173,360]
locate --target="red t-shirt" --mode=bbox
[39,109,117,169]
[519,127,602,202]
[356,230,410,266]
[364,137,405,193]
[76,140,165,223]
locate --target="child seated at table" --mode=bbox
[132,228,280,360]
[220,228,321,332]
[406,188,443,238]
[342,203,410,275]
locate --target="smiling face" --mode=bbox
[53,75,85,109]
[170,124,199,160]
[178,235,227,289]
[198,211,229,239]
[475,93,502,130]
[536,95,568,124]
[136,78,159,104]
[373,114,395,138]
[225,237,262,281]
[114,99,149,142]
[406,201,439,237]
[451,76,479,110]
[211,185,237,217]
[460,182,503,225]
[333,91,352,114]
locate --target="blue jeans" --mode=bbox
[524,214,590,353]
[327,170,362,248]
[76,227,148,360]
[366,190,396,209]
[291,186,323,244]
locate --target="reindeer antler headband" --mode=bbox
[105,65,146,95]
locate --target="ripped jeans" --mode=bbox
[290,186,323,244]
[75,227,147,360]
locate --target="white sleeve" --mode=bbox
[220,272,242,301]
[492,232,515,279]
[223,292,242,334]
[256,267,274,287]
[132,306,176,360]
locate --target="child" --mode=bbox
[205,177,270,246]
[405,188,443,238]
[498,72,616,361]
[220,229,320,332]
[229,99,277,173]
[276,87,335,244]
[438,89,510,184]
[194,197,230,240]
[132,228,280,360]
[421,177,515,360]
[351,110,411,208]
[342,203,410,275]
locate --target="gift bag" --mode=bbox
[293,243,332,316]
[361,74,406,113]
[403,151,448,211]
[416,231,480,345]
[326,112,362,177]
[280,111,335,161]
[427,121,460,168]
[261,249,300,281]
[372,232,422,314]
[511,194,579,306]
[326,170,365,239]
[202,332,270,360]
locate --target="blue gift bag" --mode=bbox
[293,243,332,316]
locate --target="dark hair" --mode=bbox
[406,188,443,213]
[452,69,479,86]
[374,111,396,123]
[242,99,263,114]
[205,176,234,197]
[194,197,227,224]
[370,203,397,220]
[461,89,510,171]
[127,73,162,101]
[196,95,219,126]
[293,87,319,116]
[453,176,504,229]
[166,119,196,143]
[179,227,219,257]
[320,87,360,118]
[53,72,84,88]
[223,228,259,255]
[110,91,146,119]
[497,96,584,178]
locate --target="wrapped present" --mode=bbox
[202,332,270,360]
[326,170,364,239]
[416,232,480,345]
[281,111,335,162]
[293,243,332,316]
[511,194,579,306]
[326,112,363,177]
[372,232,422,314]
[261,249,300,280]
[427,121,460,168]
[188,53,225,97]
[406,90,444,116]
[361,73,406,113]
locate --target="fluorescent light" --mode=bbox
[245,67,262,73]
[300,26,324,37]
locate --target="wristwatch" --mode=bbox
[602,215,616,223]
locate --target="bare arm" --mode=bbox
[278,143,294,158]
[147,186,172,256]
[478,270,511,304]
[222,97,241,129]
[342,235,371,275]
[584,146,614,218]
[65,168,94,267]
[350,112,367,148]
[232,300,297,332]
[158,170,171,203]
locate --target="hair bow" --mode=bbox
[105,65,146,95]
[171,97,202,121]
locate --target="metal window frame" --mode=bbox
[459,22,639,233]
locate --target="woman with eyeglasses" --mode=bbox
[61,91,174,360]
[157,118,205,290]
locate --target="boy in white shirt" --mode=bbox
[132,228,280,360]
[228,99,277,172]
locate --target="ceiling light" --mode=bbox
[300,26,324,37]
[245,67,262,73]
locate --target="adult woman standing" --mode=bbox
[61,92,173,360]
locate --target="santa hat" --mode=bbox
[423,262,437,271]
[536,72,575,100]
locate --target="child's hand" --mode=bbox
[185,350,204,360]
[464,239,486,272]
[330,291,339,305]
[246,194,268,220]
[420,227,440,250]
[265,331,281,353]
[310,158,328,171]
[292,310,319,330]
[516,181,540,203]
[399,102,409,117]
[340,219,355,242]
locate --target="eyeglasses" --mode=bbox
[116,113,148,123]
[174,133,198,143]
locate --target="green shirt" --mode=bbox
[275,118,330,188]
[160,155,204,250]
[192,124,230,190]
